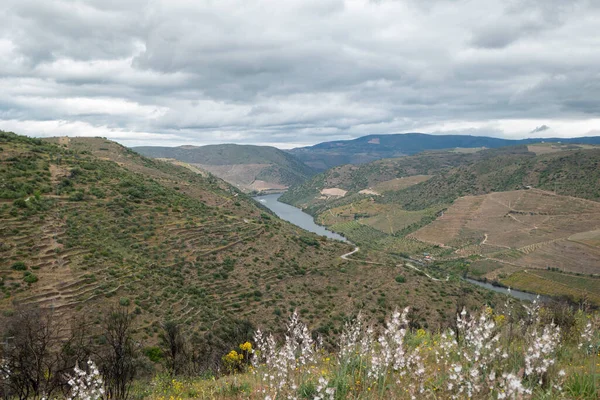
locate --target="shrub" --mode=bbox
[143,347,163,363]
[12,261,27,271]
[69,191,85,201]
[395,275,406,283]
[23,272,38,284]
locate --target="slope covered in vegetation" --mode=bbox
[0,132,500,353]
[281,144,600,306]
[134,143,316,192]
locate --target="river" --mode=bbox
[253,193,347,242]
[464,278,541,302]
[254,193,541,301]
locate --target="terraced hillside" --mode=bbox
[1,132,497,347]
[282,144,600,305]
[134,143,316,193]
[280,148,482,214]
[281,144,600,214]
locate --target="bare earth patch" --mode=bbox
[250,180,287,191]
[359,189,380,196]
[320,188,348,197]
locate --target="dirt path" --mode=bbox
[341,247,360,260]
[403,262,449,282]
[340,246,384,265]
[339,246,448,281]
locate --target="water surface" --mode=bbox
[253,193,347,242]
[254,194,544,301]
[465,278,542,302]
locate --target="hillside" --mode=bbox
[133,144,316,192]
[0,131,498,354]
[289,132,600,170]
[282,143,600,305]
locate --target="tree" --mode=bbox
[159,320,189,375]
[98,308,139,400]
[0,308,91,400]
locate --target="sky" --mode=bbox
[1,0,599,149]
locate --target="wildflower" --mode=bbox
[65,360,104,400]
[239,341,253,352]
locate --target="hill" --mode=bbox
[133,144,316,193]
[288,132,600,170]
[0,131,499,356]
[281,143,600,305]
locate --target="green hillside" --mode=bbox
[281,143,600,305]
[1,131,496,354]
[134,144,316,192]
[281,145,600,214]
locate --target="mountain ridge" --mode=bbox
[288,132,600,170]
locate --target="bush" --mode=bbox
[12,261,27,271]
[23,272,38,284]
[119,297,131,307]
[395,275,406,283]
[144,347,164,363]
[69,191,85,201]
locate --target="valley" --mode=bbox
[281,143,600,306]
[134,143,316,193]
[1,131,499,349]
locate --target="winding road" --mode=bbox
[340,246,448,280]
[340,246,360,260]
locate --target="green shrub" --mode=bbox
[119,297,131,306]
[69,191,85,201]
[395,275,406,283]
[23,272,38,284]
[144,346,163,362]
[11,261,27,271]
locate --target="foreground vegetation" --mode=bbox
[142,302,599,399]
[2,300,596,399]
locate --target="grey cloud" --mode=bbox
[0,0,599,147]
[531,125,550,133]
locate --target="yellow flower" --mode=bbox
[223,350,243,366]
[416,329,427,338]
[239,341,253,352]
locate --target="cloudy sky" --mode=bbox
[1,0,599,148]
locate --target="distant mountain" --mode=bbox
[288,133,600,170]
[133,144,316,192]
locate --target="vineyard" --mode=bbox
[501,270,600,305]
[329,221,388,245]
